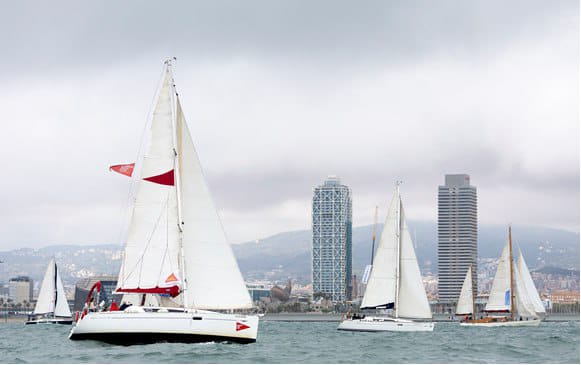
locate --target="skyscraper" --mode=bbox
[312,176,352,302]
[438,174,478,303]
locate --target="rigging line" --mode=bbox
[116,66,170,286]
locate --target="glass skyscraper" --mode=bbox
[437,174,478,303]
[312,176,352,303]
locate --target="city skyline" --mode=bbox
[0,1,578,250]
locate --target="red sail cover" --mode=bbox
[116,285,180,297]
[110,163,135,177]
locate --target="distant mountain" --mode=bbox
[0,222,578,286]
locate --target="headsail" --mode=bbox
[517,251,545,314]
[456,266,474,315]
[485,242,511,312]
[177,98,252,309]
[54,264,71,317]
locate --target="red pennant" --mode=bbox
[143,169,175,186]
[110,163,135,177]
[236,322,250,331]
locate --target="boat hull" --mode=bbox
[25,317,73,325]
[460,318,541,327]
[69,307,259,344]
[337,316,434,332]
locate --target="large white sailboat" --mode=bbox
[460,226,544,327]
[69,60,258,344]
[338,183,434,332]
[26,258,72,325]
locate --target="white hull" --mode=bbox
[460,318,541,327]
[26,317,72,325]
[69,307,259,344]
[338,316,434,332]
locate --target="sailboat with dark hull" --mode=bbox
[338,183,434,332]
[69,60,258,344]
[460,226,543,327]
[26,258,72,325]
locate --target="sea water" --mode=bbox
[0,320,578,363]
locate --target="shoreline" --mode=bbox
[261,313,580,322]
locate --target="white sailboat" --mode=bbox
[26,258,72,325]
[338,183,434,332]
[460,226,542,327]
[455,265,476,320]
[69,59,259,344]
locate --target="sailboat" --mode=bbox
[455,265,476,320]
[69,59,259,344]
[25,258,72,325]
[460,226,543,327]
[338,183,434,332]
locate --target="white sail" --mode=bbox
[456,266,474,315]
[54,264,71,317]
[397,204,432,319]
[116,68,182,293]
[517,251,545,313]
[177,98,252,310]
[360,189,398,309]
[514,266,538,318]
[34,259,56,315]
[485,242,511,312]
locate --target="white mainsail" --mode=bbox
[397,205,432,319]
[360,186,431,319]
[360,189,398,309]
[485,242,511,312]
[517,251,545,314]
[33,259,71,317]
[177,99,252,310]
[116,68,181,294]
[456,266,474,315]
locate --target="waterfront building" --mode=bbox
[8,276,33,304]
[437,174,478,303]
[312,176,352,303]
[246,282,272,303]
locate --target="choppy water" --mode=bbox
[0,320,578,363]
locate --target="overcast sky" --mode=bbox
[0,1,578,250]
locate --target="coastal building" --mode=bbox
[311,176,352,303]
[437,174,478,303]
[8,276,33,304]
[246,282,272,303]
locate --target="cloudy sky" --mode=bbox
[0,1,578,250]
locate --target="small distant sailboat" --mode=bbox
[338,183,434,332]
[460,226,543,327]
[69,59,258,344]
[26,258,72,325]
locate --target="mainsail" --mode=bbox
[485,242,511,312]
[360,186,431,319]
[456,266,474,315]
[115,63,252,310]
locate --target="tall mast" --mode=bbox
[394,182,402,319]
[509,225,515,321]
[53,260,57,319]
[471,264,476,317]
[370,206,378,265]
[166,57,188,309]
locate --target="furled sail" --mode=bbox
[116,68,182,296]
[177,98,252,310]
[456,266,474,315]
[485,242,511,312]
[517,251,545,314]
[360,189,398,309]
[397,204,432,319]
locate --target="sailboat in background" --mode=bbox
[460,226,543,327]
[26,258,72,325]
[455,265,476,320]
[69,59,258,344]
[338,183,434,332]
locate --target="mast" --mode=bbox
[394,182,402,319]
[370,206,378,265]
[509,225,515,321]
[471,264,476,317]
[166,57,188,309]
[53,260,57,319]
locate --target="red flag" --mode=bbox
[110,163,135,177]
[143,169,175,186]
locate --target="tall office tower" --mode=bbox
[438,174,478,303]
[312,176,352,302]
